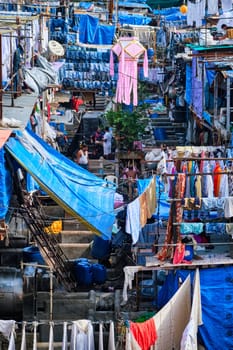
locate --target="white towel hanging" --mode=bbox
[108,322,116,350]
[48,322,54,350]
[33,322,38,350]
[7,322,16,350]
[20,322,27,350]
[98,323,104,350]
[62,322,68,350]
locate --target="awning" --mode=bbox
[5,129,116,240]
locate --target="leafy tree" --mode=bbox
[104,104,150,151]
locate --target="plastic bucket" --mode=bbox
[23,246,45,265]
[92,264,107,284]
[91,235,111,260]
[74,261,93,286]
[153,128,166,141]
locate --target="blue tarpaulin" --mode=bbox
[185,64,192,105]
[0,148,12,220]
[79,14,115,45]
[5,129,116,239]
[116,14,151,25]
[158,267,233,349]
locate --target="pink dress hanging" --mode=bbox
[110,37,148,106]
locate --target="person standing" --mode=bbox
[91,127,104,158]
[103,127,112,159]
[74,144,89,169]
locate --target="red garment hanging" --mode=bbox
[213,162,222,197]
[130,317,157,350]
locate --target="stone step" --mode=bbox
[63,214,89,231]
[155,139,184,146]
[152,123,186,128]
[59,242,92,260]
[60,230,94,243]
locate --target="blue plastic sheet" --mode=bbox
[116,14,151,25]
[79,14,115,45]
[93,25,116,45]
[0,148,12,220]
[185,64,192,105]
[5,129,116,239]
[158,267,233,349]
[79,14,99,44]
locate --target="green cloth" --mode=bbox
[134,311,156,323]
[147,0,182,9]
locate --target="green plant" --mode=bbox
[104,104,150,150]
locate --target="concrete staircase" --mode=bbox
[58,214,95,260]
[150,114,187,146]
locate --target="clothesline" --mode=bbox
[143,157,233,164]
[164,171,233,176]
[12,319,114,326]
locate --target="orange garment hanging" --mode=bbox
[130,317,157,350]
[213,162,222,197]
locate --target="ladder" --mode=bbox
[20,200,77,292]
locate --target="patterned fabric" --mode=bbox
[205,223,226,235]
[157,173,186,261]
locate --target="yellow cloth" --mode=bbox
[145,176,156,218]
[139,192,148,227]
[195,175,202,199]
[227,28,233,39]
[44,220,62,234]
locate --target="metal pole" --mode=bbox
[0,34,2,122]
[49,268,53,321]
[226,77,231,131]
[115,0,119,26]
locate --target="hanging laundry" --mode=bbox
[224,197,233,218]
[122,266,140,302]
[213,162,223,197]
[180,222,204,235]
[62,322,68,350]
[145,176,156,218]
[208,0,218,14]
[110,37,148,106]
[20,322,26,350]
[125,197,141,245]
[139,192,148,228]
[221,0,232,12]
[180,269,203,350]
[128,317,157,350]
[33,322,38,350]
[99,323,104,350]
[108,321,116,350]
[153,275,191,350]
[0,320,16,340]
[7,322,16,350]
[173,242,185,264]
[219,173,229,198]
[70,320,95,350]
[48,322,54,350]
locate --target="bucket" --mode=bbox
[184,245,194,261]
[153,128,166,141]
[23,246,45,265]
[91,235,111,260]
[74,261,93,286]
[147,48,154,58]
[92,264,107,284]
